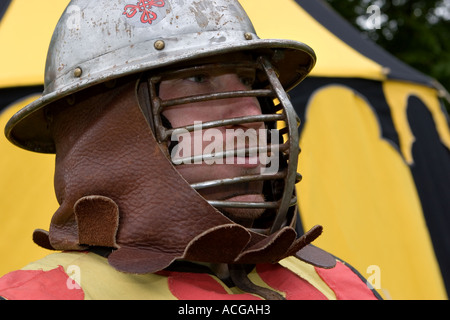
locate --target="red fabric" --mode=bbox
[160,270,261,300]
[256,264,328,300]
[162,263,332,300]
[0,266,84,300]
[315,261,377,300]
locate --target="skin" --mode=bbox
[158,59,267,225]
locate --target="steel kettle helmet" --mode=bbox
[5,0,317,238]
[5,0,315,153]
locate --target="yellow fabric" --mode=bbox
[0,0,70,87]
[19,251,342,300]
[0,97,58,277]
[21,251,176,300]
[383,80,450,164]
[240,0,385,80]
[278,257,336,300]
[296,85,447,300]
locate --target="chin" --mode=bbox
[221,206,265,225]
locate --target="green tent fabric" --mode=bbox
[0,0,449,300]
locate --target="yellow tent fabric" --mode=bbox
[0,96,58,276]
[0,0,70,88]
[0,0,68,276]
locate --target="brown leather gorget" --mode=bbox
[32,83,335,275]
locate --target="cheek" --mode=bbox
[163,108,189,128]
[163,104,212,128]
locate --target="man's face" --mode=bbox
[158,60,267,224]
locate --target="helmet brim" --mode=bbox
[5,38,315,153]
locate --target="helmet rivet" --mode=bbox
[154,40,165,50]
[244,32,253,40]
[73,67,82,77]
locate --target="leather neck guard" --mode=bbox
[33,83,335,274]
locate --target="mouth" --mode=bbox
[219,193,266,226]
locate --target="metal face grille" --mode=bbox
[138,56,301,235]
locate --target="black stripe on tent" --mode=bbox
[0,0,12,22]
[294,0,434,87]
[0,86,43,113]
[291,77,400,149]
[407,96,450,294]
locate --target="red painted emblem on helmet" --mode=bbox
[123,0,166,24]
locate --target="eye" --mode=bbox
[186,74,208,83]
[240,76,255,88]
